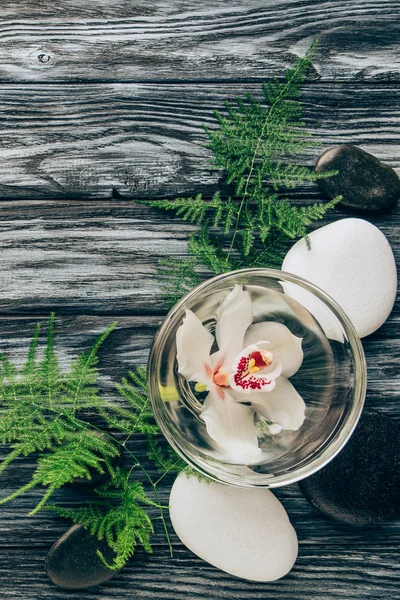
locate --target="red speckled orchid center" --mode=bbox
[249,349,274,370]
[229,343,282,394]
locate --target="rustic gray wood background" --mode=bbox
[0,1,399,599]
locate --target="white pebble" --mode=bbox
[282,218,397,338]
[169,473,298,582]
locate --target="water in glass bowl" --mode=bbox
[152,280,355,485]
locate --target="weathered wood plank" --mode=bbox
[0,201,189,314]
[0,201,398,315]
[0,545,398,599]
[0,83,399,200]
[0,314,396,417]
[0,199,264,312]
[0,315,396,405]
[1,0,400,82]
[0,451,399,548]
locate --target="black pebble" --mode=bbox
[299,411,400,525]
[45,524,119,589]
[315,144,400,213]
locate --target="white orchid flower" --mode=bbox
[176,285,305,463]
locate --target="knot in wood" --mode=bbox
[38,53,52,64]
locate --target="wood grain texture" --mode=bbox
[1,0,400,83]
[0,314,397,410]
[1,545,398,600]
[0,83,399,200]
[0,1,399,597]
[0,200,398,317]
[1,466,399,550]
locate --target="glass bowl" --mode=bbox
[148,269,366,488]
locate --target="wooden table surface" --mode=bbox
[0,2,399,599]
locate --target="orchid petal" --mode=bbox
[176,309,214,385]
[229,342,282,394]
[244,322,303,378]
[215,285,253,367]
[202,389,262,464]
[241,377,306,431]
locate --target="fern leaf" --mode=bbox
[29,431,119,509]
[0,317,119,496]
[52,467,157,570]
[144,43,340,307]
[101,369,159,436]
[188,228,233,274]
[0,329,183,570]
[64,321,117,410]
[156,257,201,309]
[140,194,209,225]
[40,312,62,407]
[146,435,186,476]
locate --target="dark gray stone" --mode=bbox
[299,411,400,525]
[315,145,400,213]
[45,524,118,589]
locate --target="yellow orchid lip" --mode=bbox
[248,358,260,374]
[250,349,274,369]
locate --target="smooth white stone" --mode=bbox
[282,218,397,339]
[169,473,298,582]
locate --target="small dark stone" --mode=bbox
[315,144,400,213]
[299,411,400,525]
[45,524,119,589]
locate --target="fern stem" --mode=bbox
[45,312,56,408]
[0,446,24,475]
[153,458,186,487]
[29,485,58,516]
[226,42,317,260]
[72,321,117,414]
[0,479,37,506]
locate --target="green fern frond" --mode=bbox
[63,322,117,411]
[188,228,234,274]
[137,43,340,307]
[204,46,319,202]
[52,467,157,570]
[146,436,186,476]
[21,431,120,515]
[0,317,197,571]
[140,193,209,224]
[36,313,64,410]
[141,191,237,232]
[0,316,119,492]
[101,369,158,436]
[156,257,201,309]
[273,195,342,238]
